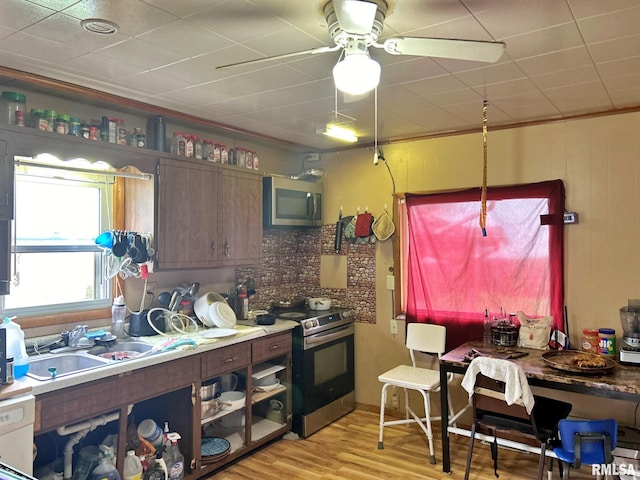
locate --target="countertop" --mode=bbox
[0,320,298,400]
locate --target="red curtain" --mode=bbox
[405,180,565,350]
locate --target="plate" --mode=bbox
[208,301,237,329]
[254,379,281,392]
[201,437,231,457]
[541,350,617,374]
[199,328,238,339]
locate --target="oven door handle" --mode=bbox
[304,324,354,348]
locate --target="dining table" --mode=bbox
[439,341,640,473]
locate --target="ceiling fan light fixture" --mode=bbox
[319,123,358,143]
[332,52,381,95]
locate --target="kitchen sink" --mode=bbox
[27,353,112,381]
[87,341,154,360]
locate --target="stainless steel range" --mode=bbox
[276,307,356,437]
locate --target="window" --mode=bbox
[0,157,113,317]
[401,180,565,350]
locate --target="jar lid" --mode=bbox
[2,91,26,103]
[192,134,200,140]
[583,328,598,335]
[70,116,81,122]
[45,110,57,117]
[57,114,70,121]
[599,328,616,334]
[31,108,45,114]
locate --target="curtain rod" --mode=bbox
[15,158,152,180]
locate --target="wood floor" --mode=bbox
[206,409,599,480]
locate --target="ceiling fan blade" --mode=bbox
[334,0,377,35]
[381,37,506,63]
[217,45,340,70]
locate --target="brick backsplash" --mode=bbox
[236,226,376,323]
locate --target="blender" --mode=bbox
[619,304,640,364]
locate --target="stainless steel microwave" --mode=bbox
[263,176,323,227]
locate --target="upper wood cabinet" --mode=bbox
[155,158,220,270]
[219,168,263,266]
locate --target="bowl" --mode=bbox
[194,292,227,327]
[219,391,245,410]
[308,297,331,310]
[208,301,237,329]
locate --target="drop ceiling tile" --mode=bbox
[567,0,640,19]
[0,31,86,64]
[597,56,640,79]
[588,34,640,64]
[61,0,178,37]
[543,81,613,113]
[137,19,233,56]
[489,97,560,121]
[152,84,230,108]
[423,88,485,107]
[476,78,541,100]
[150,49,236,84]
[471,0,574,39]
[380,57,449,86]
[529,65,602,90]
[382,0,473,35]
[577,6,640,44]
[0,26,15,41]
[402,74,468,98]
[98,38,185,70]
[139,0,227,18]
[444,102,512,125]
[62,52,145,81]
[516,46,593,77]
[1,0,54,30]
[503,23,584,60]
[23,12,128,50]
[115,71,191,96]
[453,61,526,88]
[240,25,330,58]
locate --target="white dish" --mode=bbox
[199,328,237,339]
[219,390,246,410]
[254,379,281,392]
[194,292,227,327]
[208,301,237,329]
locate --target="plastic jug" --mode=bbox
[90,447,121,480]
[2,317,29,378]
[123,451,142,480]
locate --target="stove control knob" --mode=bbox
[312,319,319,327]
[302,320,311,329]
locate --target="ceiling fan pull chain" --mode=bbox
[480,100,488,237]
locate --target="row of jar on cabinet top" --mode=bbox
[169,131,259,169]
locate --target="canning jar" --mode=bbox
[171,132,186,156]
[44,110,57,132]
[1,91,27,126]
[55,114,70,135]
[69,116,81,136]
[31,109,47,130]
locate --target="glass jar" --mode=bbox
[131,127,145,148]
[237,148,246,168]
[89,125,100,141]
[193,135,202,159]
[171,132,186,156]
[246,149,253,169]
[1,91,27,126]
[116,119,127,145]
[212,143,221,162]
[14,110,25,127]
[220,144,229,164]
[185,134,194,157]
[55,114,70,134]
[252,151,259,170]
[80,122,91,139]
[69,116,81,136]
[202,140,214,161]
[44,110,57,133]
[31,109,47,130]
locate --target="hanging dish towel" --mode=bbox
[372,209,395,241]
[354,211,373,237]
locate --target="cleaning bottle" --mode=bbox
[90,446,121,480]
[1,316,29,378]
[112,296,127,339]
[164,433,184,480]
[145,448,167,480]
[123,451,143,480]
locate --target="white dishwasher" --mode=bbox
[0,394,35,476]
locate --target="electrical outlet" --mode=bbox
[391,391,399,409]
[564,212,578,224]
[390,319,398,335]
[146,282,158,297]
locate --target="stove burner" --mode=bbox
[278,312,307,320]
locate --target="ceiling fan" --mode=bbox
[216,0,506,95]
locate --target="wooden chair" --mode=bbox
[377,323,455,464]
[463,358,572,480]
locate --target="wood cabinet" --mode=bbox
[33,332,292,480]
[0,135,12,221]
[218,168,262,266]
[155,159,220,269]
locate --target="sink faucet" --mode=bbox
[67,325,88,347]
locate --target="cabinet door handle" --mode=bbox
[223,241,230,257]
[210,241,216,255]
[270,344,280,350]
[224,356,237,363]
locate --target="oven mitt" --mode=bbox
[355,211,373,237]
[343,216,356,243]
[373,210,395,241]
